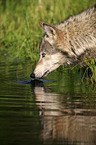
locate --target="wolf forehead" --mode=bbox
[39,35,59,54]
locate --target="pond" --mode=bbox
[0,56,96,145]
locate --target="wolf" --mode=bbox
[30,5,96,79]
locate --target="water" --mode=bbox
[0,56,96,145]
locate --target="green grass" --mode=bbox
[84,58,96,83]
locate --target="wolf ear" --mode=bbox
[39,22,56,38]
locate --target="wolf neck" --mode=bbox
[57,7,96,58]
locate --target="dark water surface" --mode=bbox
[0,56,96,145]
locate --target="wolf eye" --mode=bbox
[42,53,46,58]
[45,33,49,38]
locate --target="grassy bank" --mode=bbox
[0,0,96,61]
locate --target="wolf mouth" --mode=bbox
[42,70,49,78]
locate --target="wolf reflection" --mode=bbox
[31,80,96,144]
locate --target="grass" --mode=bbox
[0,0,96,81]
[84,58,96,83]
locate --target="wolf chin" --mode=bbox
[30,5,96,79]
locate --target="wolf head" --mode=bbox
[30,22,71,79]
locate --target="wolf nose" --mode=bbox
[30,72,35,78]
